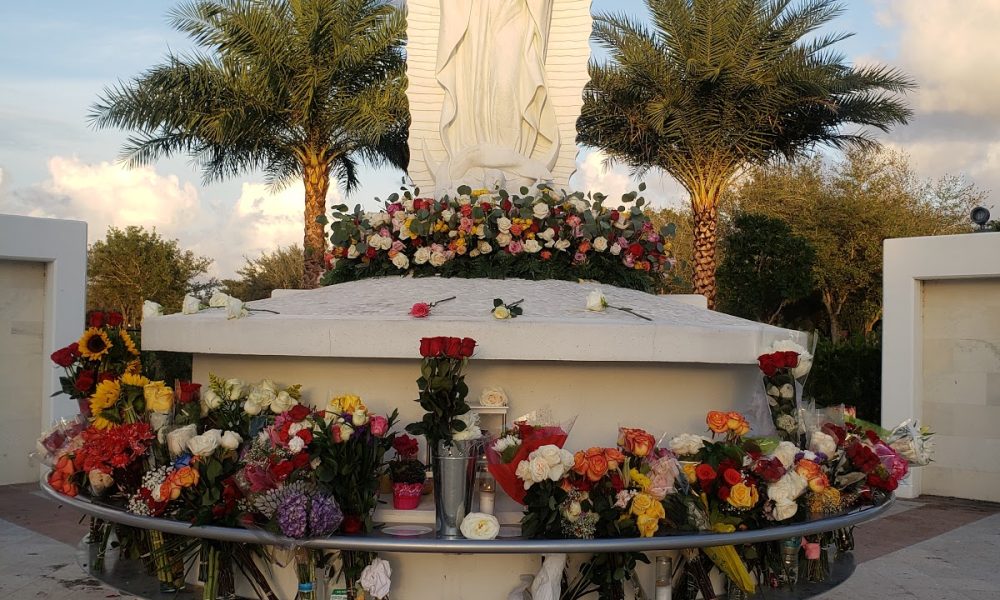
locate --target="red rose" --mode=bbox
[271,460,294,482]
[177,382,201,405]
[501,199,513,212]
[106,312,124,327]
[419,337,432,357]
[459,337,476,358]
[410,303,431,318]
[722,468,743,486]
[365,247,377,259]
[758,353,778,377]
[342,515,363,534]
[288,405,311,422]
[296,428,313,445]
[628,243,643,257]
[610,210,620,221]
[393,435,419,459]
[460,205,473,217]
[777,351,799,369]
[292,452,310,468]
[717,485,731,501]
[50,345,77,367]
[480,202,492,212]
[445,337,463,358]
[74,370,96,393]
[695,464,717,485]
[87,311,105,328]
[610,472,625,492]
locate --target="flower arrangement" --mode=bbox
[486,415,576,504]
[758,339,813,442]
[321,185,675,292]
[406,336,478,450]
[388,435,426,510]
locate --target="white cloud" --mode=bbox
[0,156,344,278]
[570,148,687,209]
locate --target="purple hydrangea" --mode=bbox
[277,491,309,538]
[309,493,343,536]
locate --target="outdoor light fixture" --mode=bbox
[971,206,991,231]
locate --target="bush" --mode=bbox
[807,334,881,422]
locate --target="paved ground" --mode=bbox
[0,483,998,599]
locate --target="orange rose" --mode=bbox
[573,451,589,476]
[585,446,604,459]
[807,472,829,493]
[586,454,609,481]
[620,428,656,457]
[735,420,751,437]
[171,465,200,488]
[604,447,626,470]
[795,460,822,480]
[706,411,729,434]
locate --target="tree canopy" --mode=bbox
[89,0,409,287]
[578,0,914,307]
[222,245,304,301]
[87,226,212,325]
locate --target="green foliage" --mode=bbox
[727,148,983,338]
[405,357,471,449]
[388,459,426,485]
[222,245,304,301]
[808,335,882,423]
[717,213,815,323]
[645,206,694,293]
[87,226,212,326]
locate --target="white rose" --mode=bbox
[586,290,608,312]
[225,296,247,319]
[771,441,800,468]
[495,231,512,247]
[222,378,243,398]
[610,243,623,256]
[187,429,222,457]
[772,498,798,521]
[593,237,608,252]
[458,194,472,206]
[479,387,508,407]
[493,305,511,319]
[564,500,583,522]
[523,239,542,253]
[809,431,837,457]
[569,198,588,213]
[768,340,813,379]
[403,198,414,211]
[269,390,296,414]
[220,430,242,451]
[766,385,780,398]
[538,227,556,243]
[142,300,163,320]
[166,424,197,457]
[243,398,264,416]
[528,455,551,482]
[554,239,571,252]
[768,472,808,504]
[669,433,706,457]
[492,434,520,454]
[288,435,305,454]
[460,512,500,540]
[537,445,564,467]
[248,383,276,408]
[776,414,798,434]
[347,245,360,259]
[414,246,432,264]
[779,384,795,399]
[202,389,223,413]
[560,449,574,468]
[352,409,369,427]
[429,252,447,267]
[497,217,512,232]
[359,557,392,599]
[473,240,491,255]
[515,460,533,487]
[391,253,410,270]
[532,202,550,220]
[182,294,201,315]
[441,209,455,222]
[208,291,230,308]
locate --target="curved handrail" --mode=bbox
[42,480,893,554]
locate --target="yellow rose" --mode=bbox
[630,492,655,517]
[630,469,652,492]
[727,482,759,509]
[329,394,366,415]
[144,382,174,413]
[712,522,736,533]
[645,499,666,520]
[682,462,698,484]
[636,514,660,537]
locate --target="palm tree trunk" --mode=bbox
[692,202,719,309]
[302,155,331,288]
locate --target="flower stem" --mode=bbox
[609,305,652,321]
[428,296,457,308]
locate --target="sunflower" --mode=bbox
[91,414,116,430]
[125,359,142,375]
[78,328,112,360]
[89,379,121,413]
[119,329,140,356]
[120,372,150,388]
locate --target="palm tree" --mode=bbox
[90,0,408,287]
[577,0,914,308]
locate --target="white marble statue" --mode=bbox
[406,0,592,195]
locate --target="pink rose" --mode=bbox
[370,415,389,437]
[410,303,430,318]
[391,240,405,253]
[508,239,524,254]
[387,202,403,215]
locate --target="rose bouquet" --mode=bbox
[406,336,478,450]
[485,413,576,504]
[758,339,813,443]
[200,374,302,436]
[322,185,675,292]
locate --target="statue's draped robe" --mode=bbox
[434,0,560,188]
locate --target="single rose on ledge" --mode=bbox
[409,295,457,318]
[460,512,500,540]
[492,298,524,319]
[585,289,651,321]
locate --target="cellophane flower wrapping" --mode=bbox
[486,412,576,504]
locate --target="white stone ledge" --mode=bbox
[143,278,804,364]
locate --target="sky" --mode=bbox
[1,0,997,278]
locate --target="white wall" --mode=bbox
[883,231,1000,499]
[0,214,87,444]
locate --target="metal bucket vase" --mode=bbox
[432,439,480,538]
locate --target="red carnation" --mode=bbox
[106,312,124,327]
[393,435,419,459]
[271,460,294,482]
[87,311,105,328]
